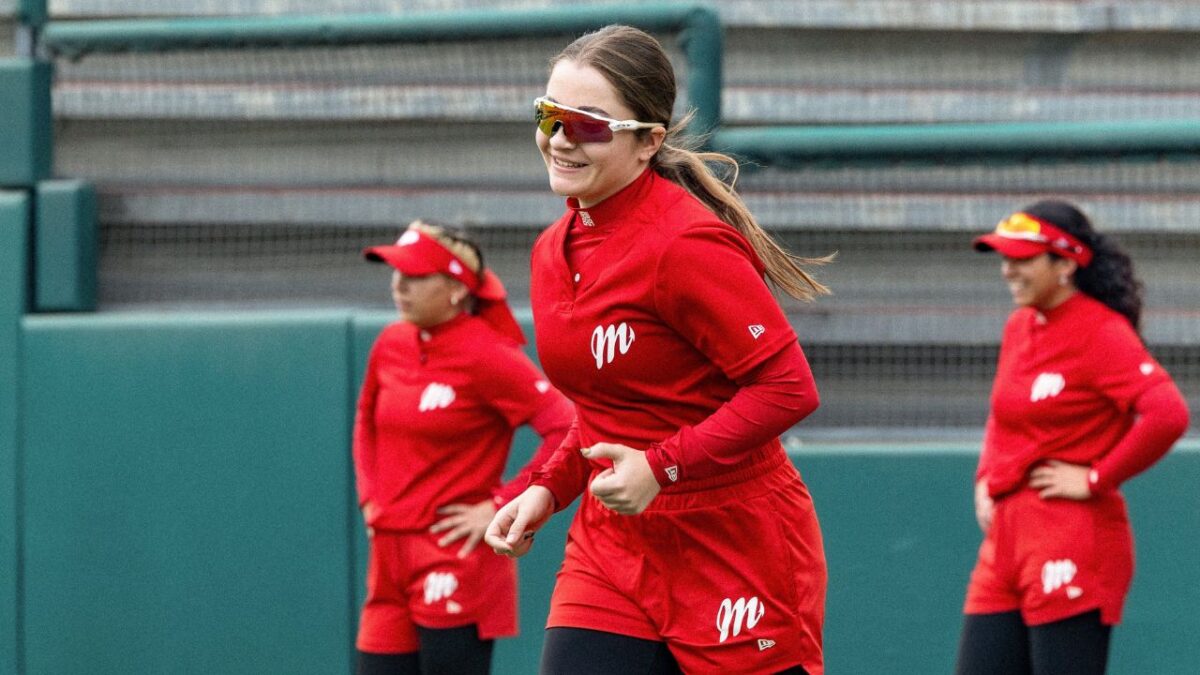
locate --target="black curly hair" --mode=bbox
[1022,199,1143,330]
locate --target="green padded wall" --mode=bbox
[0,60,51,188]
[10,306,1197,673]
[0,191,29,675]
[799,447,1200,674]
[34,180,98,313]
[20,312,356,675]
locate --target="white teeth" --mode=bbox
[554,157,586,168]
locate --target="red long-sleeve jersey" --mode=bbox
[354,313,574,531]
[528,168,820,508]
[978,292,1189,498]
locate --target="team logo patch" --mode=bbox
[748,324,766,339]
[757,639,776,651]
[423,572,459,605]
[716,596,764,644]
[1030,373,1066,402]
[591,322,636,370]
[419,383,456,412]
[1041,559,1077,594]
[448,260,463,275]
[398,230,420,246]
[665,465,679,483]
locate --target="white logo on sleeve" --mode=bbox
[665,466,679,483]
[716,596,765,643]
[1140,362,1155,376]
[757,639,776,651]
[1030,373,1066,402]
[1041,559,1077,594]
[748,324,765,339]
[590,322,636,370]
[418,383,456,412]
[423,572,459,605]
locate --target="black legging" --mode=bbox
[356,625,495,675]
[955,610,1112,675]
[540,627,809,675]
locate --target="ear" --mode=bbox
[636,126,667,163]
[1054,257,1079,277]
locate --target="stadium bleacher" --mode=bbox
[38,0,1199,433]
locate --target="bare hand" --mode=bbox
[430,499,497,559]
[362,501,377,538]
[974,479,993,533]
[1028,460,1092,500]
[485,486,554,558]
[583,443,661,515]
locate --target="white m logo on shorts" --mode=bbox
[590,322,635,370]
[418,383,456,412]
[423,572,459,605]
[1042,559,1077,594]
[716,596,765,643]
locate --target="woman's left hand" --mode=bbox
[430,499,498,558]
[583,443,661,515]
[1028,460,1092,500]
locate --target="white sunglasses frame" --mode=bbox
[533,96,664,136]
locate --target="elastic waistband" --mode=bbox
[642,448,797,512]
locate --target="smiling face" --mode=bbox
[1000,253,1077,310]
[390,270,465,328]
[536,59,664,208]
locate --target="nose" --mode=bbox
[1000,258,1017,279]
[547,122,576,148]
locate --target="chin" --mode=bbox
[548,176,580,198]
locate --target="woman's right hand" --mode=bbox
[974,479,994,533]
[485,486,554,558]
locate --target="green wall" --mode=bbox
[1,192,30,675]
[6,313,1199,674]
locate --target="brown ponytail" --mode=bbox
[553,25,831,301]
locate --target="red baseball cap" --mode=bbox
[363,225,524,343]
[973,211,1093,267]
[363,226,507,301]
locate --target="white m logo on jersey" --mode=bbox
[418,383,456,412]
[590,322,636,370]
[716,596,765,643]
[1030,373,1066,402]
[423,571,459,604]
[1042,559,1077,594]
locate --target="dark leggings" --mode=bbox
[356,625,495,675]
[955,610,1112,675]
[540,627,809,675]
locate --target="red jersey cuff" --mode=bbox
[645,440,682,487]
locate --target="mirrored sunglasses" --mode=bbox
[534,96,663,144]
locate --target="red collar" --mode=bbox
[566,168,656,230]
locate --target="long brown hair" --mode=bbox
[552,25,831,301]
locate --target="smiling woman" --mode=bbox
[486,24,831,675]
[956,200,1190,675]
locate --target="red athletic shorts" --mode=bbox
[964,487,1133,626]
[548,451,827,675]
[356,530,517,654]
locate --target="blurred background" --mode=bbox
[1,1,1197,673]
